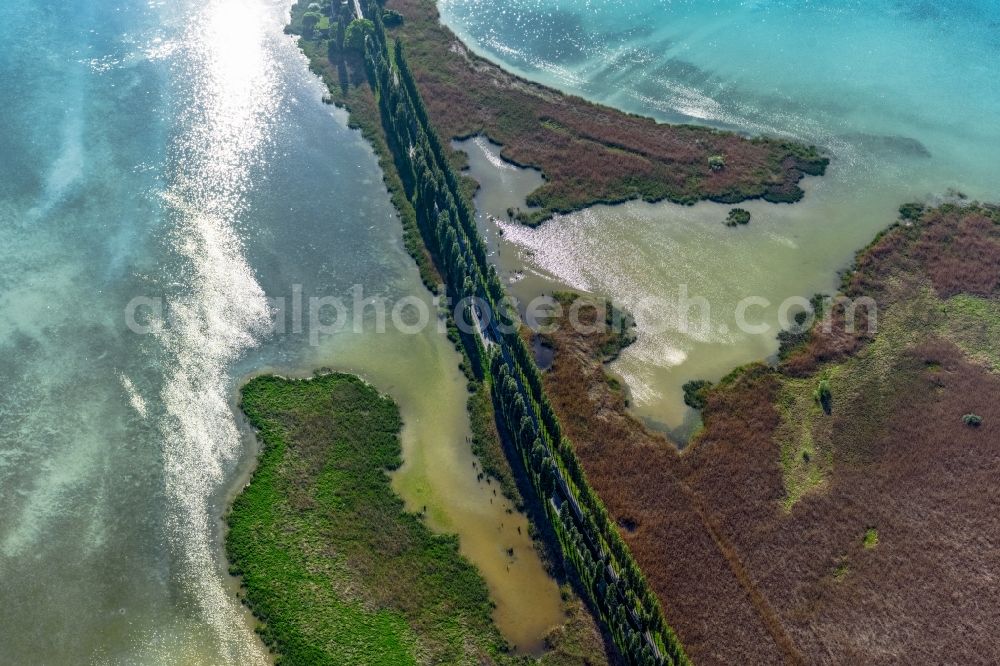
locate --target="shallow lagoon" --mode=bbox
[443,0,1000,434]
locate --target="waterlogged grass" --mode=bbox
[774,273,1000,511]
[227,374,515,664]
[941,294,1000,371]
[775,376,832,510]
[468,383,523,507]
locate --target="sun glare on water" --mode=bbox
[154,0,278,662]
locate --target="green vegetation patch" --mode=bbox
[227,373,512,664]
[774,375,834,511]
[862,528,879,549]
[681,380,713,410]
[773,256,1000,510]
[940,294,1000,371]
[468,382,523,507]
[963,413,984,427]
[724,207,751,227]
[773,286,944,509]
[832,558,851,581]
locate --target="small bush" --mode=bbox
[963,413,983,427]
[383,8,404,27]
[863,528,879,549]
[708,154,726,171]
[344,18,374,51]
[899,202,925,221]
[833,559,850,581]
[683,380,714,410]
[814,379,832,414]
[301,11,323,33]
[724,208,751,227]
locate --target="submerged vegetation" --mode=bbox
[724,208,751,227]
[681,380,713,410]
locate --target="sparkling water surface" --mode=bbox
[1,0,568,661]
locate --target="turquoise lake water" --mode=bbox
[440,0,1000,193]
[439,0,1000,433]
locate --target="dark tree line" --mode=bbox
[357,3,689,662]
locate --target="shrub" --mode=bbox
[708,154,726,171]
[682,379,713,410]
[383,8,404,26]
[301,11,323,33]
[344,18,374,51]
[899,202,925,221]
[814,379,832,414]
[724,207,751,227]
[963,413,983,427]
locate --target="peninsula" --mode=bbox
[531,201,1000,664]
[293,0,828,226]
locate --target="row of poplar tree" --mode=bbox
[358,3,689,663]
